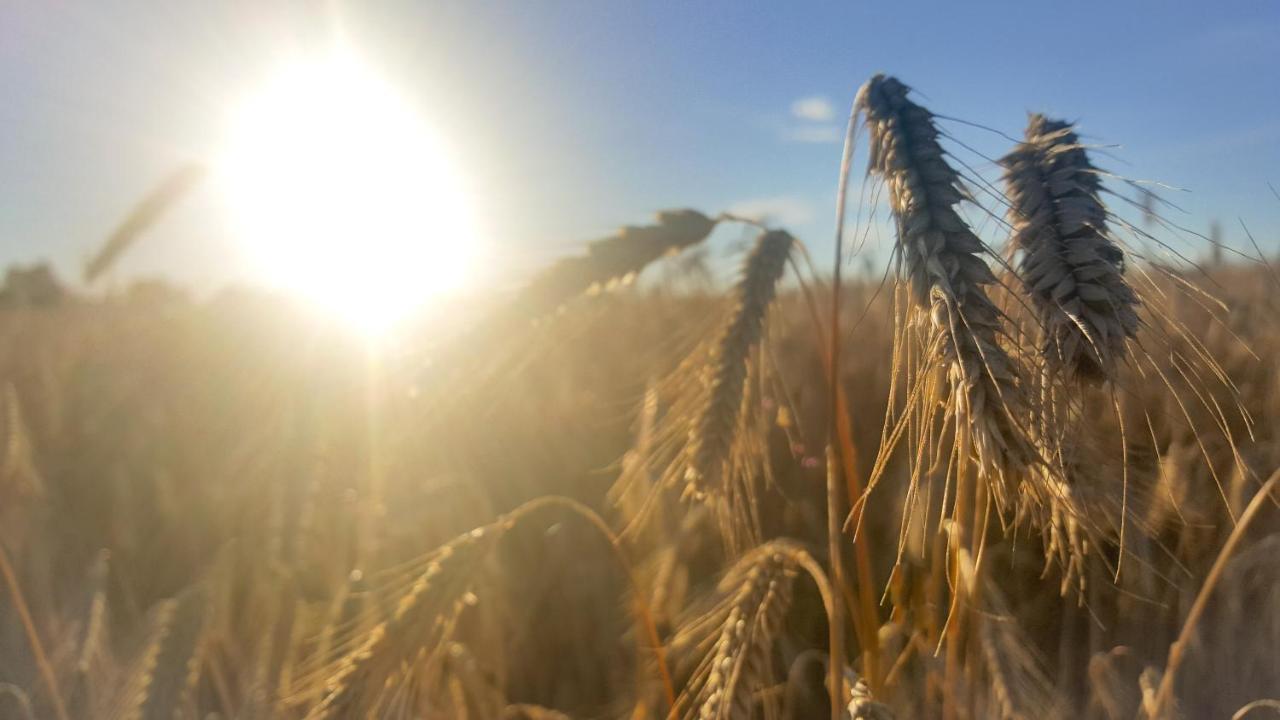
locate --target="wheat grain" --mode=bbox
[847,675,896,719]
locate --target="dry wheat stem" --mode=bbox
[0,541,69,720]
[1152,470,1280,717]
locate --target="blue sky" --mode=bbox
[2,1,1278,291]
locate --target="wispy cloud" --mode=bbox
[781,95,842,143]
[727,195,816,227]
[790,95,836,122]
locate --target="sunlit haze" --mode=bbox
[2,6,1279,718]
[217,51,480,334]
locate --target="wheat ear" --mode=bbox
[857,74,1032,492]
[308,526,499,719]
[521,209,718,313]
[85,163,206,283]
[1001,114,1139,382]
[115,585,208,720]
[69,550,111,717]
[683,229,794,501]
[689,543,798,720]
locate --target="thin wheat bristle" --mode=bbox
[1002,114,1139,382]
[683,229,794,501]
[857,73,1032,487]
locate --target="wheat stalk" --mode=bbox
[1001,114,1139,383]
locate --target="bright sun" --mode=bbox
[218,52,480,335]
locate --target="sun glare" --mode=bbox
[218,52,479,335]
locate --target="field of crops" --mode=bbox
[2,74,1278,719]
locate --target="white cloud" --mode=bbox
[782,124,842,144]
[727,195,816,228]
[790,95,836,122]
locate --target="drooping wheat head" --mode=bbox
[112,585,209,720]
[307,525,499,719]
[612,229,794,551]
[520,209,718,315]
[1001,114,1139,384]
[857,74,1034,506]
[673,540,805,720]
[684,229,794,501]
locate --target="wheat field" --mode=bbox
[2,74,1279,719]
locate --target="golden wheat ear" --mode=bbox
[68,550,112,717]
[672,540,802,720]
[110,584,209,720]
[683,229,793,502]
[306,525,501,719]
[611,228,793,552]
[518,208,718,315]
[84,163,206,284]
[858,73,1034,504]
[1001,115,1139,384]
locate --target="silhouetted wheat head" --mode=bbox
[613,228,795,551]
[857,74,1036,514]
[520,209,719,315]
[1002,115,1139,384]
